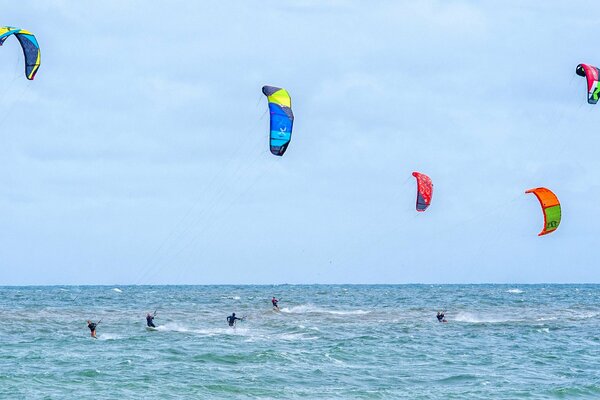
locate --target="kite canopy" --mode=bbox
[525,187,561,236]
[262,85,294,156]
[0,26,40,80]
[576,63,599,104]
[412,172,433,212]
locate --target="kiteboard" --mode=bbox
[146,326,158,332]
[272,306,280,312]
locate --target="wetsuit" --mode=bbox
[88,322,97,337]
[437,313,444,322]
[272,298,279,309]
[227,315,241,327]
[146,315,156,328]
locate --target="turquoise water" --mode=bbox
[1,285,599,399]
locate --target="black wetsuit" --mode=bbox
[437,313,445,322]
[88,322,97,332]
[146,315,156,328]
[227,315,241,327]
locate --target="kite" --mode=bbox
[412,172,433,212]
[262,86,294,156]
[576,64,599,104]
[525,187,561,236]
[0,26,40,80]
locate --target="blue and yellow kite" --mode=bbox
[262,85,294,156]
[0,26,41,80]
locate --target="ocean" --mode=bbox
[1,284,599,399]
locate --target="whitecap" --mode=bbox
[157,322,251,337]
[156,322,190,333]
[536,316,557,321]
[279,304,370,316]
[112,288,123,293]
[98,333,121,340]
[325,353,345,364]
[453,312,516,324]
[507,289,524,294]
[568,311,599,320]
[278,333,317,341]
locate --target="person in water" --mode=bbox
[87,320,98,338]
[436,311,445,322]
[227,313,242,327]
[146,312,156,328]
[271,297,279,309]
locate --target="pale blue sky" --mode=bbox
[1,1,599,284]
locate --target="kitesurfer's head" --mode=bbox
[232,313,236,317]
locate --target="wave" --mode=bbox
[154,322,247,336]
[507,289,524,294]
[453,312,518,324]
[536,316,557,321]
[436,373,479,383]
[78,369,101,377]
[325,353,345,365]
[276,332,319,341]
[567,311,600,321]
[155,322,190,333]
[279,304,370,316]
[194,327,250,336]
[112,288,123,293]
[97,333,121,340]
[152,322,317,342]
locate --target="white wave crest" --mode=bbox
[536,316,557,321]
[279,304,370,316]
[155,322,190,333]
[112,288,123,293]
[453,312,516,324]
[98,333,121,340]
[506,289,524,294]
[154,322,250,336]
[568,311,600,320]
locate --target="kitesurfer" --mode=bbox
[436,311,445,322]
[271,297,279,309]
[87,320,99,338]
[227,313,242,327]
[146,312,156,328]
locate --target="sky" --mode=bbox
[1,1,599,285]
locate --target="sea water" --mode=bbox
[0,285,599,399]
